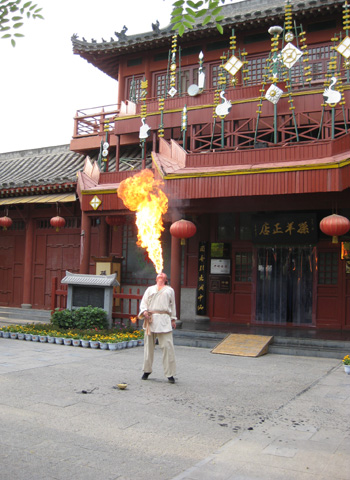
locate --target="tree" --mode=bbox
[170,0,226,36]
[0,0,43,46]
[0,0,225,46]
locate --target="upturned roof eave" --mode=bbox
[71,0,344,60]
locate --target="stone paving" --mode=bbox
[0,337,349,479]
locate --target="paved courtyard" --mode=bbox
[0,338,349,479]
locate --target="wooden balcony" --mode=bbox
[70,81,350,155]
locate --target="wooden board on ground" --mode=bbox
[211,334,273,357]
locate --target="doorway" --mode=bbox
[256,246,314,325]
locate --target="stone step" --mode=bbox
[269,337,349,359]
[173,330,349,359]
[0,308,348,360]
[0,307,51,325]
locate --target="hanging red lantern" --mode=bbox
[319,214,350,243]
[170,219,197,245]
[0,215,13,231]
[105,215,126,231]
[50,215,66,232]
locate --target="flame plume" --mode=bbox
[117,170,168,273]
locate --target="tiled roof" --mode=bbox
[90,145,153,172]
[61,271,119,287]
[0,145,84,190]
[72,0,343,80]
[0,144,152,194]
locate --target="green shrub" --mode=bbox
[74,306,108,330]
[51,306,108,330]
[51,309,75,329]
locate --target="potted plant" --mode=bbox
[2,327,11,339]
[55,332,64,345]
[39,331,48,343]
[7,325,19,339]
[79,333,91,348]
[98,335,110,350]
[89,335,100,349]
[17,327,26,340]
[342,355,350,375]
[47,331,58,343]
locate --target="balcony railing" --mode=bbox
[72,104,119,138]
[71,77,350,153]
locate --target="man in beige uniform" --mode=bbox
[139,272,177,383]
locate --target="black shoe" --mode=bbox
[168,376,175,384]
[142,372,150,380]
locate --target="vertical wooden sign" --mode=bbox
[196,241,208,315]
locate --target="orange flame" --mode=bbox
[117,170,168,273]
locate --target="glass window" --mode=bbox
[125,75,143,103]
[246,43,332,87]
[217,213,235,241]
[235,252,252,282]
[246,55,266,86]
[154,67,202,97]
[155,72,167,98]
[210,63,231,89]
[239,213,252,241]
[318,252,338,285]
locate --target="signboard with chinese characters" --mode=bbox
[209,275,231,293]
[210,258,231,274]
[210,242,231,258]
[252,213,317,244]
[196,241,208,315]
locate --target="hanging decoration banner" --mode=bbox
[252,213,318,244]
[196,241,208,315]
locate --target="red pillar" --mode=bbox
[22,214,34,308]
[115,135,120,172]
[170,213,182,320]
[80,212,91,274]
[99,217,108,257]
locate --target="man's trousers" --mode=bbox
[143,331,176,378]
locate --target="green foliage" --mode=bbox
[51,308,76,330]
[171,0,226,36]
[0,0,43,46]
[51,306,108,331]
[73,306,108,330]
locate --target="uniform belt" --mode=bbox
[149,310,171,315]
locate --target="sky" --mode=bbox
[0,0,175,153]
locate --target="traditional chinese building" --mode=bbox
[0,146,83,309]
[2,0,350,334]
[69,0,350,331]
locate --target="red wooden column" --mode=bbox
[115,135,120,172]
[22,214,34,308]
[170,213,182,320]
[80,212,91,274]
[99,216,108,257]
[117,60,125,104]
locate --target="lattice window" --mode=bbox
[235,252,252,282]
[246,55,266,86]
[318,252,338,285]
[154,67,201,97]
[245,43,331,87]
[125,75,143,103]
[308,44,331,80]
[10,220,25,230]
[36,217,80,229]
[210,63,231,89]
[154,72,167,98]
